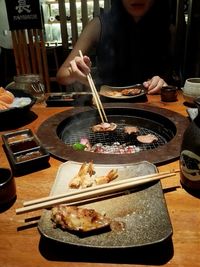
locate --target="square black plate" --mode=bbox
[2,129,50,174]
[46,93,93,107]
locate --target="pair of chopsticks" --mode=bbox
[16,170,177,215]
[79,50,108,123]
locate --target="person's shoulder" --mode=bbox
[87,17,100,27]
[78,17,101,46]
[83,16,101,34]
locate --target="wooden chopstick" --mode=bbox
[79,50,108,123]
[16,171,176,215]
[23,170,172,207]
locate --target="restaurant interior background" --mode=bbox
[0,0,199,92]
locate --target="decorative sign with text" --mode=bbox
[5,0,43,30]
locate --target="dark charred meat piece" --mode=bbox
[121,88,141,96]
[137,134,158,144]
[51,205,111,232]
[92,122,117,132]
[124,126,139,134]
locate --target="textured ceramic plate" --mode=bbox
[99,84,146,99]
[38,161,172,248]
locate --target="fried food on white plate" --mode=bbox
[69,161,119,189]
[95,169,118,185]
[69,161,95,189]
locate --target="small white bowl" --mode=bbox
[183,78,200,97]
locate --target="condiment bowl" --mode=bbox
[161,86,178,102]
[0,168,16,209]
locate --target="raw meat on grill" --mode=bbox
[92,122,117,132]
[137,134,158,144]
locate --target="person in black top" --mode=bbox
[57,0,173,94]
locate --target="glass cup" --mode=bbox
[14,74,45,103]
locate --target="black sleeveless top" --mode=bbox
[95,0,172,87]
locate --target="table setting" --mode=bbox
[0,76,200,267]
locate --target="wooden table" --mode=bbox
[0,91,199,267]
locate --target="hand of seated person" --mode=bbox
[143,76,167,94]
[64,55,92,86]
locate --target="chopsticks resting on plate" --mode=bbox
[16,171,176,215]
[79,50,108,123]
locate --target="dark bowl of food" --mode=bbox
[0,88,36,122]
[46,92,93,107]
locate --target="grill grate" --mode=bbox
[60,119,170,152]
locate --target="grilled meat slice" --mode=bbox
[51,205,111,232]
[92,122,117,132]
[121,88,141,96]
[137,134,158,144]
[124,126,139,134]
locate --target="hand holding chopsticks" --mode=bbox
[79,50,108,123]
[16,171,176,215]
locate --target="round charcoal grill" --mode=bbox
[60,116,170,152]
[37,103,189,165]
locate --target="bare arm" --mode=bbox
[56,17,101,85]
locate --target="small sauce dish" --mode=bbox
[2,129,50,175]
[161,86,178,102]
[0,168,16,209]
